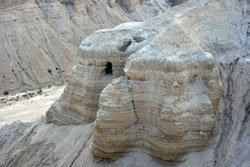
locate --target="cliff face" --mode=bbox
[45,0,250,164]
[46,24,155,124]
[93,26,222,160]
[0,0,173,95]
[0,0,249,166]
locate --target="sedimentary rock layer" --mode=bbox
[93,29,223,161]
[47,0,226,161]
[46,25,156,124]
[93,0,241,161]
[0,0,171,94]
[47,0,248,163]
[0,121,166,167]
[0,0,249,166]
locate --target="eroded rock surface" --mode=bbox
[93,1,224,160]
[46,26,155,124]
[0,121,166,167]
[94,57,222,161]
[47,0,250,164]
[0,0,171,95]
[0,0,249,166]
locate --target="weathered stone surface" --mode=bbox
[0,0,77,95]
[93,0,249,162]
[0,121,35,163]
[114,0,171,20]
[46,27,156,124]
[94,56,222,161]
[1,0,249,166]
[93,3,223,159]
[0,121,166,167]
[46,0,248,162]
[47,0,227,161]
[0,0,170,95]
[0,0,27,8]
[169,0,189,6]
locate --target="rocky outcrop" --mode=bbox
[0,121,166,167]
[47,0,250,163]
[45,0,192,125]
[0,0,171,95]
[93,0,250,163]
[46,25,155,124]
[0,0,249,166]
[93,1,224,160]
[94,51,222,161]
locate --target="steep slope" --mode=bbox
[0,121,166,167]
[0,0,249,166]
[0,0,178,95]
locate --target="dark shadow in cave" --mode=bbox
[105,62,113,75]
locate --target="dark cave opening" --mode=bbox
[105,62,113,75]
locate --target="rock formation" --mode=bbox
[93,1,225,160]
[0,121,167,167]
[94,53,222,161]
[93,0,250,163]
[0,0,250,166]
[0,0,172,95]
[48,1,224,159]
[46,0,239,162]
[46,24,156,124]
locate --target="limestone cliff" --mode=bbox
[0,0,173,95]
[0,0,249,166]
[46,24,156,124]
[46,0,249,163]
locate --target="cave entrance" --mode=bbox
[105,62,113,75]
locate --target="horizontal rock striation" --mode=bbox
[46,27,155,125]
[0,0,171,95]
[0,0,249,166]
[93,0,239,161]
[47,0,246,163]
[93,37,222,161]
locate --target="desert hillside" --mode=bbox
[0,0,249,167]
[0,0,250,167]
[0,0,188,95]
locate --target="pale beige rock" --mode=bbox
[47,0,225,161]
[93,26,223,161]
[0,121,166,167]
[46,27,156,125]
[0,0,170,95]
[1,0,250,166]
[46,0,245,161]
[92,0,246,162]
[0,0,27,8]
[0,0,77,94]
